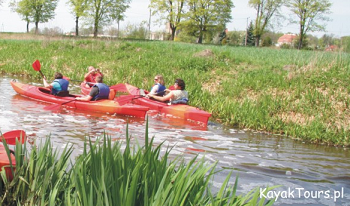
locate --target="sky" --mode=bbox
[0,0,349,38]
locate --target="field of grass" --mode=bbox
[1,34,349,146]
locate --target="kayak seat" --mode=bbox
[56,90,70,97]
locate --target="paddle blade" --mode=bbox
[2,130,26,145]
[63,76,71,81]
[32,59,41,71]
[110,83,129,93]
[116,95,141,105]
[44,104,62,110]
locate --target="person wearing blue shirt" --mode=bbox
[43,72,69,96]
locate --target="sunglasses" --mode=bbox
[154,78,158,80]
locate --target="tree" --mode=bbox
[286,0,331,49]
[10,0,57,34]
[150,0,186,41]
[244,21,255,46]
[88,0,131,37]
[185,0,233,44]
[249,0,284,47]
[68,0,90,36]
[10,0,32,32]
[109,0,130,38]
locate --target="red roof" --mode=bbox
[278,34,297,44]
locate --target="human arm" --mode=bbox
[149,85,159,95]
[76,86,98,101]
[148,91,173,102]
[43,77,52,88]
[75,95,93,101]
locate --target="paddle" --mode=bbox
[1,130,26,145]
[32,59,45,78]
[116,95,145,105]
[110,83,129,93]
[44,99,76,110]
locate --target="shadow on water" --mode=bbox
[1,75,350,205]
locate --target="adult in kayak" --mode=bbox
[84,66,103,88]
[76,76,110,101]
[149,74,166,96]
[147,79,188,105]
[43,72,70,97]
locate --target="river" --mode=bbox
[1,75,349,205]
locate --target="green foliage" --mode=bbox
[244,21,255,46]
[249,0,284,46]
[1,37,350,146]
[0,125,276,205]
[184,0,233,44]
[286,0,332,49]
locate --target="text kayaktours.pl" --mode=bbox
[260,187,345,202]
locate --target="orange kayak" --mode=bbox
[109,83,212,126]
[0,144,16,180]
[11,80,149,118]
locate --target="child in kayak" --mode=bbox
[149,74,166,96]
[76,76,110,101]
[43,72,69,97]
[84,66,103,88]
[147,79,188,105]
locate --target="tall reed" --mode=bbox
[0,123,276,205]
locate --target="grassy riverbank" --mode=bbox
[0,35,349,146]
[0,127,275,205]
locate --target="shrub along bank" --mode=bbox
[0,37,349,146]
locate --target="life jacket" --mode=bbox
[92,83,110,100]
[151,83,166,96]
[52,79,69,95]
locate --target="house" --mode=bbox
[325,45,338,52]
[277,34,297,47]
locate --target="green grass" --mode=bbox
[0,123,277,205]
[1,36,349,146]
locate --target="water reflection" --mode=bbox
[1,76,350,205]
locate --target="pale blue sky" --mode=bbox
[0,0,349,38]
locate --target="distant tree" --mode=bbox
[110,0,130,38]
[30,0,58,34]
[88,0,131,37]
[262,36,272,46]
[68,0,90,36]
[249,0,284,47]
[10,0,32,32]
[185,0,233,44]
[244,21,255,46]
[150,0,186,41]
[286,0,332,49]
[226,30,244,46]
[124,21,149,39]
[341,36,350,53]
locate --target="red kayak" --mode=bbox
[107,83,212,126]
[0,144,16,180]
[11,80,149,118]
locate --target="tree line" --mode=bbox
[6,0,336,50]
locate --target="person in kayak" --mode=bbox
[84,66,103,88]
[147,79,188,104]
[75,76,110,101]
[43,72,69,97]
[149,74,166,96]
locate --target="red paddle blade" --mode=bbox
[63,76,71,81]
[2,130,26,145]
[44,104,62,110]
[32,59,41,71]
[115,95,141,105]
[110,83,129,93]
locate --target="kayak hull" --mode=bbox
[110,83,211,125]
[11,81,149,118]
[0,144,16,180]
